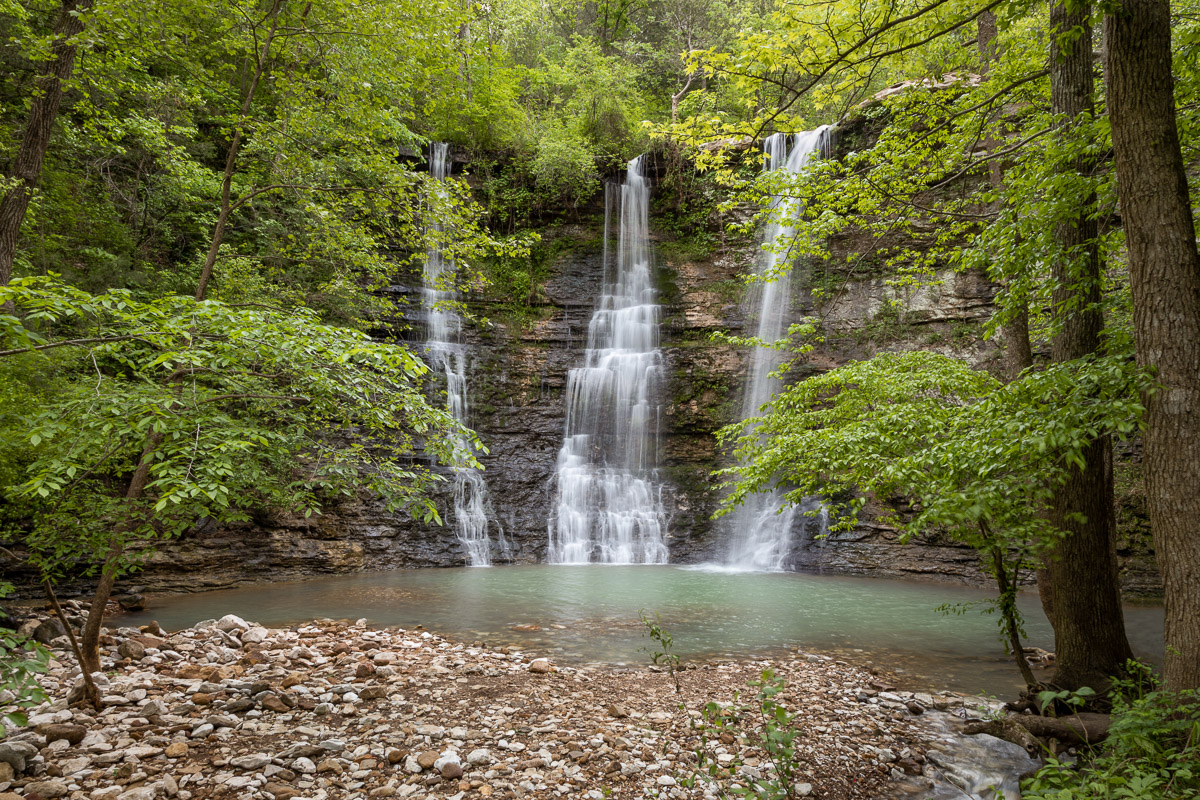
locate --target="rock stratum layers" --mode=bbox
[114,150,1157,596]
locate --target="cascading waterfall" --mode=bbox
[548,155,669,565]
[724,128,830,571]
[422,143,502,566]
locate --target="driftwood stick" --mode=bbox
[964,716,1042,756]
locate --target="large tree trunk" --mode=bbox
[0,0,93,288]
[1044,2,1134,691]
[1105,0,1200,691]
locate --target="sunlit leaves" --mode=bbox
[0,276,473,581]
[718,349,1152,553]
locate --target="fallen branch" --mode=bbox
[965,711,1111,751]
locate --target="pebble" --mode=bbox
[0,609,949,800]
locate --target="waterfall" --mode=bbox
[422,143,502,566]
[724,128,830,571]
[548,155,670,565]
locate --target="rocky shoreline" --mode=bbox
[0,605,1030,800]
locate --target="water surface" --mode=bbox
[126,565,1163,696]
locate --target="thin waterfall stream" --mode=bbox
[422,143,502,566]
[724,129,831,570]
[547,155,669,564]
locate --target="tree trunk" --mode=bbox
[194,0,285,302]
[1105,0,1200,691]
[0,0,93,288]
[1044,1,1134,692]
[78,431,163,675]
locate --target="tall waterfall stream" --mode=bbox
[422,143,503,566]
[724,129,831,570]
[547,155,669,564]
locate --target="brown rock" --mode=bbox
[316,758,343,774]
[355,661,376,678]
[116,594,146,611]
[416,750,440,770]
[118,639,146,660]
[241,650,269,665]
[440,762,463,779]
[176,664,209,680]
[166,742,189,758]
[192,692,215,705]
[332,643,352,655]
[478,786,494,797]
[360,685,388,701]
[607,703,629,718]
[528,659,552,674]
[386,749,406,765]
[260,694,290,713]
[281,672,305,689]
[36,723,87,745]
[264,783,301,799]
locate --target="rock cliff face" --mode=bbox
[132,169,1158,598]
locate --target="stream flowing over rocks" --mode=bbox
[0,605,1041,800]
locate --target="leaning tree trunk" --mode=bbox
[0,0,93,288]
[78,431,163,675]
[1106,0,1200,692]
[1045,1,1134,692]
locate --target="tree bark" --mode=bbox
[1105,0,1200,691]
[0,0,93,289]
[78,431,163,675]
[41,581,99,709]
[966,712,1111,749]
[1044,2,1134,692]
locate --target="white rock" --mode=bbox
[117,788,157,800]
[214,614,250,633]
[292,756,317,774]
[434,752,462,772]
[657,776,677,786]
[466,748,492,766]
[230,753,272,770]
[241,627,270,644]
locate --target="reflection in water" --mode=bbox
[125,565,1163,696]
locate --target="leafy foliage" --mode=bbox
[0,276,472,582]
[688,669,807,800]
[719,349,1149,546]
[1024,670,1200,800]
[0,628,48,728]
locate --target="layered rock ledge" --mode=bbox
[0,608,1020,800]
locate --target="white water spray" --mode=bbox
[548,155,669,565]
[724,128,830,571]
[422,143,503,566]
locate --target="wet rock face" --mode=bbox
[119,200,1156,595]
